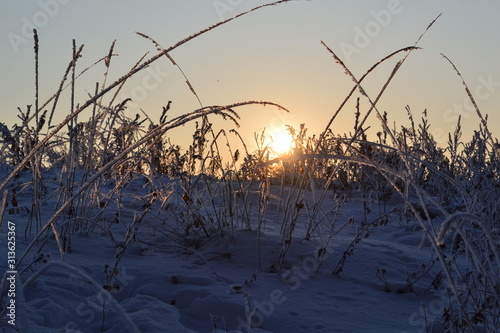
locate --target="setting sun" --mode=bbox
[269,128,294,156]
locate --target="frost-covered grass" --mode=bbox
[1,2,499,332]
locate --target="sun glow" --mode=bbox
[269,128,294,156]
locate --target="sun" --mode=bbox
[269,128,294,156]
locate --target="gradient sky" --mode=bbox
[1,0,499,153]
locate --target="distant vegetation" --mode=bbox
[0,2,498,331]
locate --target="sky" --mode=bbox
[1,0,499,154]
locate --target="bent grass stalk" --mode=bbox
[322,41,474,328]
[441,53,499,156]
[0,0,297,195]
[2,1,294,267]
[2,7,498,331]
[15,100,288,267]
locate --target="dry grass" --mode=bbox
[0,6,498,331]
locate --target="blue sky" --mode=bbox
[1,0,499,151]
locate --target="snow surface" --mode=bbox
[0,167,452,332]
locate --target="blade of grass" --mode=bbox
[0,0,299,194]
